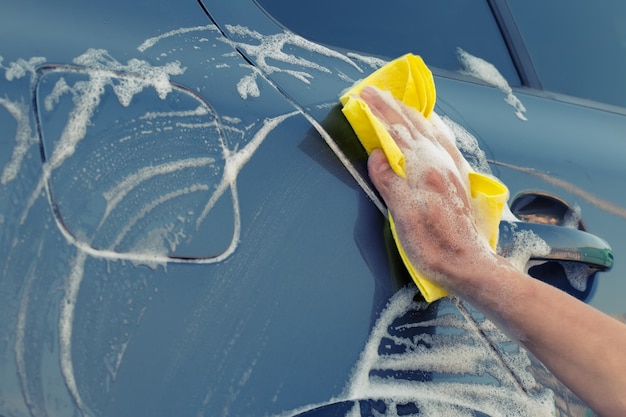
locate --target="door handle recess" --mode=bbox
[502,190,614,272]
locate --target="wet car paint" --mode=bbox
[1,0,624,416]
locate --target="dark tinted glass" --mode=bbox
[256,0,520,85]
[508,0,626,108]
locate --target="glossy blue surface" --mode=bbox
[1,0,624,416]
[507,0,626,107]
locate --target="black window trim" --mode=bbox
[487,0,542,90]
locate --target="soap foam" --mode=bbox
[14,267,37,414]
[346,52,386,70]
[72,49,185,105]
[223,24,362,87]
[2,56,46,82]
[195,111,298,229]
[58,251,89,416]
[137,25,218,52]
[504,228,551,273]
[562,262,590,292]
[139,106,209,120]
[110,183,211,251]
[441,115,492,175]
[236,66,261,99]
[457,48,527,121]
[276,288,555,417]
[373,89,461,179]
[44,78,71,111]
[43,49,186,173]
[562,204,583,229]
[18,48,187,227]
[0,97,37,185]
[99,157,216,229]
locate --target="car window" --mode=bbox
[507,0,626,108]
[255,0,521,86]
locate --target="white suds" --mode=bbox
[195,111,298,228]
[44,78,72,111]
[563,263,590,292]
[14,267,38,412]
[457,48,527,121]
[504,228,552,273]
[0,97,37,185]
[137,25,218,52]
[72,49,185,105]
[236,65,261,99]
[2,56,46,81]
[441,115,492,175]
[346,52,387,70]
[99,157,215,229]
[45,49,185,171]
[139,106,209,120]
[19,48,187,225]
[277,288,555,417]
[562,204,583,229]
[110,183,211,252]
[223,25,362,86]
[59,251,89,416]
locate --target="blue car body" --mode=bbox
[1,1,624,416]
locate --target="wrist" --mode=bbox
[447,252,521,302]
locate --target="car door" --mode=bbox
[1,0,621,416]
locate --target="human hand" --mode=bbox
[360,86,495,291]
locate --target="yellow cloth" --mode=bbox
[339,53,508,302]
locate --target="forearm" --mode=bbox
[458,256,626,417]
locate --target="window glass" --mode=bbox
[255,0,520,86]
[508,0,626,108]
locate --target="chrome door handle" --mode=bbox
[498,221,614,271]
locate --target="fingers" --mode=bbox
[430,112,470,175]
[398,99,437,141]
[360,86,469,178]
[430,112,456,148]
[359,86,418,149]
[359,86,439,151]
[360,86,404,127]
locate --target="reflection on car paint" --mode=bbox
[0,19,565,417]
[493,159,626,221]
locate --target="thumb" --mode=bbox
[367,148,405,207]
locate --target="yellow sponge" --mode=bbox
[339,53,508,302]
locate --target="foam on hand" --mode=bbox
[340,53,509,302]
[457,48,527,121]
